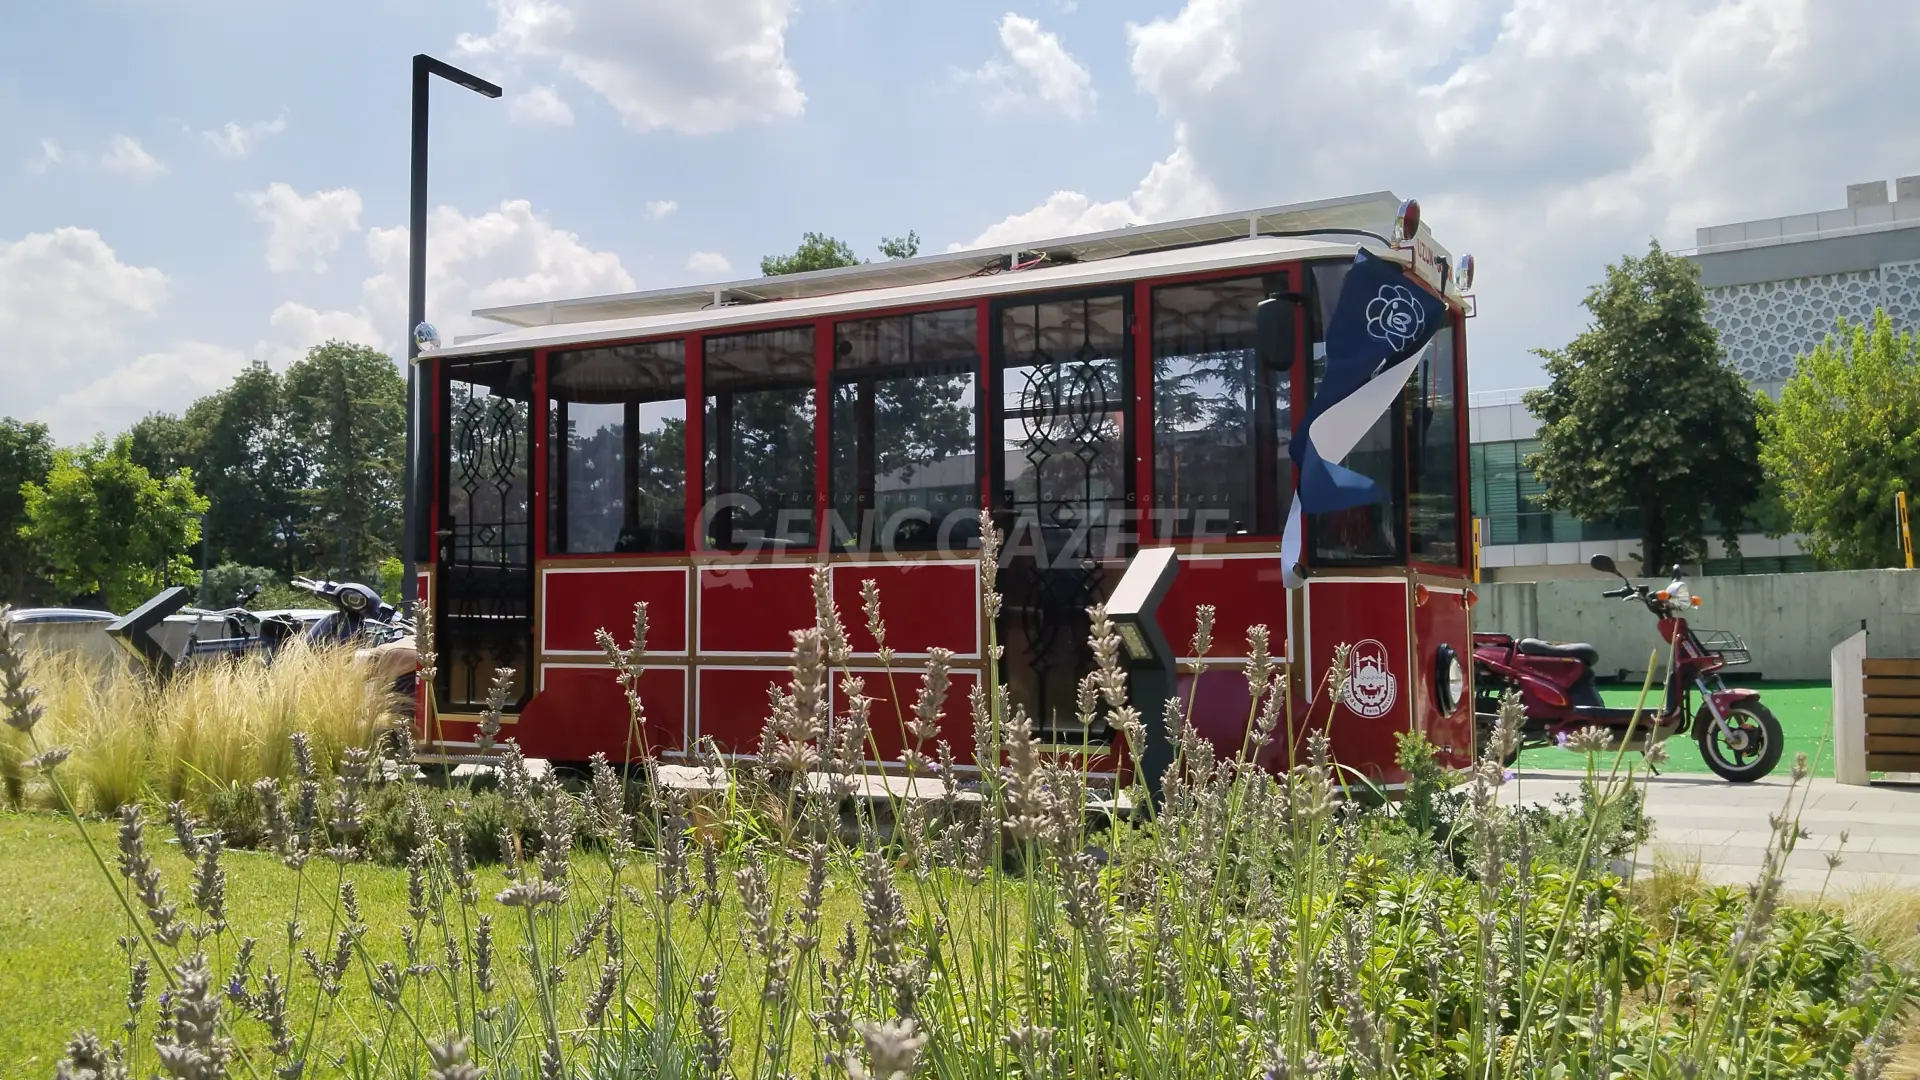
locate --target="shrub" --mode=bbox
[1,518,1910,1079]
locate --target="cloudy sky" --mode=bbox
[5,0,1918,442]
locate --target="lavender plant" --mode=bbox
[15,521,1912,1080]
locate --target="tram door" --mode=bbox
[991,292,1136,739]
[436,355,536,712]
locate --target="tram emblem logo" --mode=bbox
[1341,639,1397,719]
[1364,283,1426,352]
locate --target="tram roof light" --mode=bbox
[1394,198,1421,245]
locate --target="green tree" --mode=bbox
[126,411,197,479]
[760,232,860,276]
[128,365,312,574]
[0,418,55,604]
[21,436,209,610]
[192,363,310,574]
[1760,310,1920,569]
[1524,240,1763,573]
[878,231,921,260]
[284,342,406,577]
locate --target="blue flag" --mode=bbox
[1290,247,1449,514]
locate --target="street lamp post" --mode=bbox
[403,54,501,610]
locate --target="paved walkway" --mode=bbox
[1501,768,1920,896]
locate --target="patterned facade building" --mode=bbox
[1693,177,1920,392]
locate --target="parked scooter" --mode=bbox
[108,576,418,716]
[1472,554,1783,782]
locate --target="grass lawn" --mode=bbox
[1515,680,1836,777]
[0,813,444,1071]
[0,811,893,1074]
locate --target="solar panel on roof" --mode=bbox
[470,191,1408,329]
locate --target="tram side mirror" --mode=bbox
[1256,293,1298,373]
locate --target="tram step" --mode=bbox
[412,752,506,767]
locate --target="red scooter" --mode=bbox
[1472,554,1783,782]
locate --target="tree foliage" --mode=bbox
[761,230,922,276]
[283,342,407,575]
[1760,310,1920,569]
[878,231,921,260]
[20,436,208,610]
[0,418,55,604]
[760,232,860,276]
[1524,240,1762,573]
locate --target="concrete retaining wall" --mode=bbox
[1478,569,1920,682]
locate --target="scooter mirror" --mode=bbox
[1588,553,1618,577]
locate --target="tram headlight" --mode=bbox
[1434,644,1466,715]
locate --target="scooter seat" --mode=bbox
[1518,638,1600,666]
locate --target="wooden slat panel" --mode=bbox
[1867,753,1920,772]
[1867,696,1920,717]
[1864,678,1920,697]
[1867,735,1920,754]
[1865,659,1920,678]
[1867,715,1920,737]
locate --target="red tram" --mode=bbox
[410,191,1478,787]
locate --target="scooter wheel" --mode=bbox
[1695,701,1784,782]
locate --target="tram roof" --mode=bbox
[433,190,1455,360]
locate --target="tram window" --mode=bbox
[1305,258,1405,565]
[1407,323,1462,566]
[703,326,817,549]
[997,295,1132,558]
[828,308,980,551]
[547,340,686,555]
[1151,276,1290,539]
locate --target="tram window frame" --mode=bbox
[828,307,983,553]
[1304,257,1408,568]
[1149,273,1292,540]
[1406,318,1465,569]
[546,338,688,556]
[990,291,1136,561]
[702,325,819,551]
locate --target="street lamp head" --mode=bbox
[413,322,442,352]
[457,74,504,99]
[416,54,504,98]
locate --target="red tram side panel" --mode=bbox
[1306,578,1412,786]
[542,565,689,655]
[1415,583,1475,771]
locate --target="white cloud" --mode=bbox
[964,13,1095,118]
[97,135,167,178]
[968,0,1920,390]
[362,198,637,348]
[645,199,678,220]
[685,251,732,278]
[509,84,575,125]
[254,302,386,369]
[0,227,169,377]
[7,199,630,438]
[39,342,250,440]
[956,141,1223,249]
[199,112,289,157]
[0,227,173,439]
[458,0,805,134]
[24,139,62,175]
[239,183,364,273]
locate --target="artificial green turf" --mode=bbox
[1514,680,1836,778]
